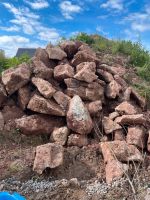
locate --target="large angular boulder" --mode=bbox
[105,160,129,184]
[50,126,70,145]
[71,51,98,66]
[126,126,147,149]
[2,63,31,95]
[54,64,74,81]
[30,57,53,80]
[102,117,121,134]
[105,80,121,99]
[67,133,88,147]
[18,85,31,110]
[100,141,143,163]
[60,41,78,58]
[67,95,93,134]
[53,91,71,111]
[74,62,98,83]
[97,69,114,83]
[115,114,146,125]
[33,143,64,174]
[115,101,137,115]
[34,47,56,68]
[46,45,67,60]
[0,83,7,106]
[86,100,102,116]
[32,77,56,99]
[27,94,65,116]
[15,114,64,135]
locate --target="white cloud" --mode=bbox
[101,0,124,11]
[24,0,49,10]
[96,26,109,36]
[2,3,60,41]
[59,1,82,19]
[0,25,20,32]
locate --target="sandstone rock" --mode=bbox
[123,87,132,101]
[100,141,143,163]
[2,63,31,95]
[58,58,70,65]
[18,85,31,110]
[2,105,24,123]
[86,100,102,116]
[127,126,147,149]
[109,112,120,120]
[115,114,146,125]
[97,69,114,83]
[147,130,150,152]
[114,75,127,89]
[110,65,126,76]
[54,64,74,81]
[34,47,56,68]
[105,80,121,99]
[115,101,137,115]
[0,83,7,106]
[27,94,65,116]
[0,112,4,131]
[131,88,146,109]
[46,45,67,60]
[105,160,128,184]
[78,44,96,56]
[114,129,125,141]
[67,134,88,147]
[74,62,98,83]
[30,57,53,80]
[60,41,78,58]
[33,143,64,174]
[50,126,70,145]
[32,77,56,98]
[102,117,121,134]
[67,95,93,134]
[85,82,104,101]
[53,91,71,111]
[72,51,98,66]
[15,114,64,135]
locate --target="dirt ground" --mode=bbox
[0,131,150,200]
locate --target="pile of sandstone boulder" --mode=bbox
[0,40,149,183]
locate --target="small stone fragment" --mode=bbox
[0,112,4,131]
[109,112,120,120]
[97,69,114,83]
[115,114,146,125]
[67,134,88,147]
[33,143,64,174]
[103,117,121,134]
[53,91,71,111]
[115,101,137,115]
[54,64,74,81]
[18,85,31,110]
[60,41,78,58]
[114,129,125,141]
[105,80,121,99]
[86,100,102,116]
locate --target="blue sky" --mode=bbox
[0,0,150,57]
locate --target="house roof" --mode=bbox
[16,48,36,57]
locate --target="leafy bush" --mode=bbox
[71,32,95,45]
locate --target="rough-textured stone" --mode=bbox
[115,114,146,125]
[109,112,120,120]
[27,94,65,116]
[67,134,88,147]
[34,47,56,68]
[74,62,98,83]
[67,95,93,134]
[54,64,74,81]
[115,101,137,115]
[30,57,53,80]
[131,88,146,109]
[72,51,98,66]
[101,141,143,163]
[53,91,71,111]
[105,80,121,99]
[147,130,150,152]
[97,69,114,83]
[102,117,121,134]
[86,100,102,116]
[32,77,56,98]
[33,143,64,174]
[127,126,147,149]
[46,45,67,60]
[0,112,4,131]
[18,85,31,110]
[60,41,78,58]
[15,114,64,135]
[2,63,31,95]
[114,75,127,89]
[0,83,7,106]
[114,129,125,141]
[105,160,129,184]
[50,126,70,145]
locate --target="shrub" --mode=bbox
[71,32,94,45]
